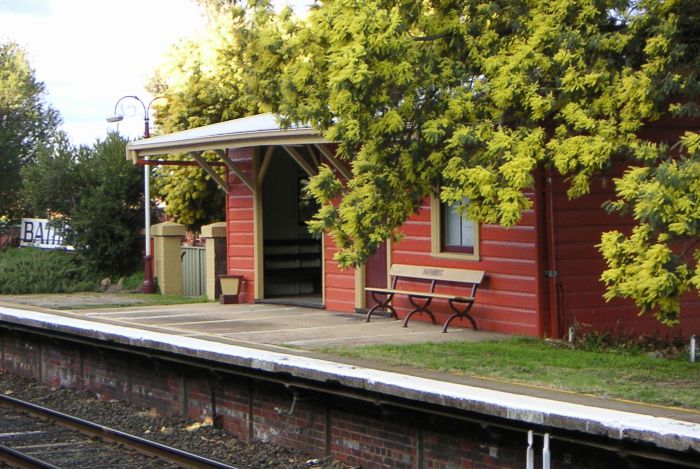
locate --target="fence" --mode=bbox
[181,246,206,296]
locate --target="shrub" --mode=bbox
[0,247,95,294]
[22,132,144,277]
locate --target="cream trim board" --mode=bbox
[321,235,326,306]
[385,238,392,286]
[430,195,480,261]
[355,265,365,309]
[129,132,327,159]
[253,148,264,300]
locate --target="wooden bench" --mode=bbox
[364,264,485,333]
[264,239,322,295]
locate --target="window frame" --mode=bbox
[430,195,480,261]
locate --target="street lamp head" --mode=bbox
[106,114,124,123]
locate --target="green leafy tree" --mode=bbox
[22,131,83,218]
[69,133,145,276]
[148,2,260,230]
[0,41,60,221]
[22,133,144,276]
[244,0,700,325]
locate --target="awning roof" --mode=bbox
[126,113,327,162]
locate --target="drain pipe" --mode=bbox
[691,335,697,363]
[544,169,562,337]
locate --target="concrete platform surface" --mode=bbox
[1,299,700,454]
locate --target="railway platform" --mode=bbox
[1,299,699,467]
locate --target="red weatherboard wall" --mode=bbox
[551,119,700,337]
[324,233,356,312]
[390,194,542,336]
[549,175,629,333]
[552,174,700,337]
[226,147,256,303]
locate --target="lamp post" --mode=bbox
[107,95,164,294]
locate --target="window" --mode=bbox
[431,195,479,260]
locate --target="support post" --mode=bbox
[201,221,227,301]
[151,221,186,295]
[142,156,156,293]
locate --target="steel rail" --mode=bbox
[0,394,236,469]
[0,442,61,469]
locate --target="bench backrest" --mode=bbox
[389,264,484,285]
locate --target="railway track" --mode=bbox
[0,394,236,469]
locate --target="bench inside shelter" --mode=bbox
[365,264,485,333]
[264,238,322,297]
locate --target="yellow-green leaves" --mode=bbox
[599,130,700,324]
[245,0,700,323]
[599,226,690,325]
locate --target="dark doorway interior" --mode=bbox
[261,147,322,307]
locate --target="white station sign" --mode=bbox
[20,218,74,250]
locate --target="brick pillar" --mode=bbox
[201,221,227,301]
[151,221,185,295]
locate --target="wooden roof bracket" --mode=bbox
[315,144,352,181]
[306,145,321,167]
[256,146,275,187]
[214,149,255,192]
[283,145,317,178]
[190,151,229,192]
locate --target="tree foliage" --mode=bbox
[244,0,700,325]
[148,3,260,230]
[22,133,144,276]
[22,131,82,218]
[0,41,60,221]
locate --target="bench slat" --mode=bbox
[389,264,484,284]
[365,287,474,302]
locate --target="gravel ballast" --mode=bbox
[0,370,355,469]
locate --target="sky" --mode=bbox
[0,0,308,146]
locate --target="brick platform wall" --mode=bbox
[0,329,667,469]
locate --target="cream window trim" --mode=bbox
[430,195,480,261]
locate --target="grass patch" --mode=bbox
[322,337,700,410]
[59,293,210,310]
[120,271,144,291]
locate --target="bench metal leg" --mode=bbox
[365,292,397,322]
[402,296,437,327]
[442,300,477,332]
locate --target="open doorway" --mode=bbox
[261,147,323,307]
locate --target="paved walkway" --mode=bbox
[0,298,509,350]
[1,295,700,455]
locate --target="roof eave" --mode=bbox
[126,128,328,161]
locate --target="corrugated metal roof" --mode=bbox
[126,113,326,160]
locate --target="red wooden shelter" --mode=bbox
[127,113,700,338]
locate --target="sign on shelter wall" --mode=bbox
[20,218,74,250]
